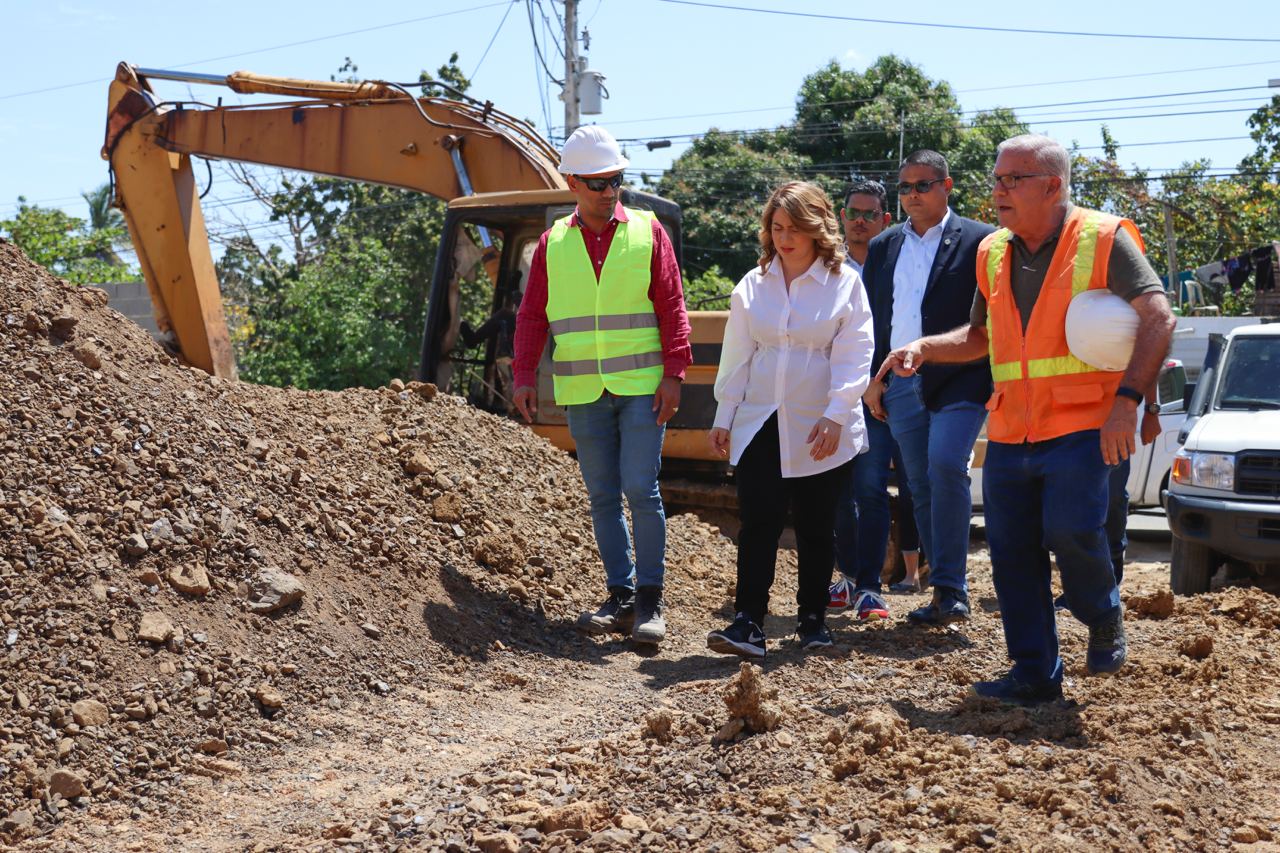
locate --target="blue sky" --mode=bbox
[2,0,1277,253]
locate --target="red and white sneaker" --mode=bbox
[827,576,853,611]
[851,589,890,622]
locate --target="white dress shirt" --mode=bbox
[890,208,951,351]
[843,252,864,276]
[713,256,875,478]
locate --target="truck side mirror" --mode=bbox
[1182,382,1196,411]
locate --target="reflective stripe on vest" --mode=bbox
[544,210,663,406]
[986,211,1104,384]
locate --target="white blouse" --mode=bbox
[713,256,875,478]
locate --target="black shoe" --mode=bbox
[971,672,1064,706]
[907,585,970,625]
[707,613,766,659]
[575,587,635,635]
[796,612,833,651]
[1053,594,1069,612]
[1086,607,1128,676]
[632,585,666,645]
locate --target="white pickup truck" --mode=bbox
[1166,323,1280,594]
[969,359,1188,510]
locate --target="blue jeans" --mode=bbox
[1107,458,1130,585]
[566,393,667,591]
[983,430,1122,685]
[836,411,893,591]
[883,374,985,595]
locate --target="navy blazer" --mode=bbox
[863,212,995,411]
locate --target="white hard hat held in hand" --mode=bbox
[558,126,629,175]
[1065,289,1139,371]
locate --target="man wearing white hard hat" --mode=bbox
[512,125,691,646]
[877,134,1175,705]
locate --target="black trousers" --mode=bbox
[734,414,853,627]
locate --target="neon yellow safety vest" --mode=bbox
[544,209,664,406]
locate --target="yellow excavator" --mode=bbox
[103,62,916,572]
[102,61,726,470]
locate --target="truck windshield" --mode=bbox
[1215,337,1280,410]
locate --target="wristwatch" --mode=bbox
[1143,401,1161,415]
[1115,385,1144,405]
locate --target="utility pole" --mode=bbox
[1161,201,1182,309]
[563,0,580,137]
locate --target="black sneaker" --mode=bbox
[796,612,833,651]
[707,613,766,659]
[575,587,635,635]
[1086,607,1128,676]
[907,585,971,625]
[1053,594,1069,612]
[971,672,1064,706]
[632,585,666,645]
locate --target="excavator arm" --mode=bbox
[103,62,565,378]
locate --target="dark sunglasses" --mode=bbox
[844,207,884,223]
[896,178,945,195]
[575,173,623,192]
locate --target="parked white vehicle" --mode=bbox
[969,359,1187,510]
[1166,323,1280,594]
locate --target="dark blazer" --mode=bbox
[863,212,995,411]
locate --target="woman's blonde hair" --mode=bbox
[757,181,846,273]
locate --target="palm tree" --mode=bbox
[81,182,126,267]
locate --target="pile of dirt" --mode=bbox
[0,238,733,844]
[3,237,1279,852]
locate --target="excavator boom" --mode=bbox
[103,62,565,377]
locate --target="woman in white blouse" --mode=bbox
[705,181,875,659]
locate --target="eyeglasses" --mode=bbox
[843,208,884,223]
[575,173,623,192]
[896,178,945,196]
[991,173,1053,190]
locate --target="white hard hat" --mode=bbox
[558,125,629,175]
[1065,289,1139,371]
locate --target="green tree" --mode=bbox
[1239,94,1280,184]
[219,55,476,389]
[80,182,128,267]
[655,130,839,280]
[792,55,963,177]
[236,229,419,389]
[0,198,138,284]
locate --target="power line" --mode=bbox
[0,1,512,102]
[602,85,1271,129]
[654,0,1280,43]
[958,58,1280,94]
[614,104,1263,145]
[525,0,565,85]
[471,1,521,79]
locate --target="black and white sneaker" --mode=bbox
[707,613,766,659]
[575,587,635,635]
[796,612,833,650]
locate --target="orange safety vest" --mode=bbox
[976,206,1145,444]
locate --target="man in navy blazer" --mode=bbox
[861,150,994,626]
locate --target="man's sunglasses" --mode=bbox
[575,173,624,192]
[844,208,884,223]
[896,178,945,195]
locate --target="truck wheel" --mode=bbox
[1170,535,1215,595]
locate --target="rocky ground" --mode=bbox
[1,238,1278,852]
